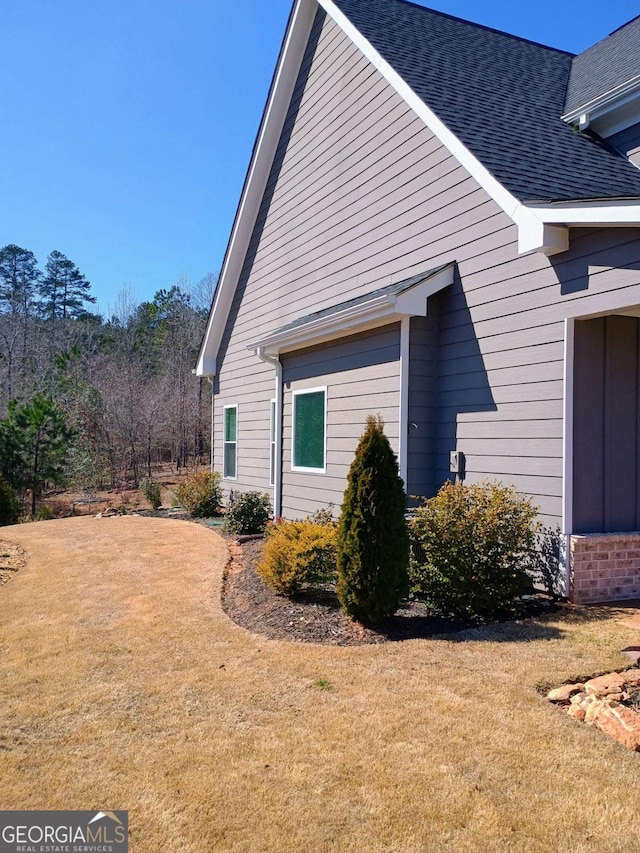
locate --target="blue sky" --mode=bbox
[1,0,637,316]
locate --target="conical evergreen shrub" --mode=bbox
[337,414,409,624]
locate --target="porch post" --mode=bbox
[562,317,575,596]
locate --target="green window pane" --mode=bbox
[224,407,237,441]
[294,391,325,469]
[224,442,236,479]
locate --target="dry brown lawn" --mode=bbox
[1,516,640,852]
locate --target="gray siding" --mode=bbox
[280,325,400,517]
[609,122,640,167]
[214,7,640,527]
[573,316,640,533]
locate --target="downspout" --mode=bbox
[256,347,283,518]
[399,316,410,489]
[207,377,215,473]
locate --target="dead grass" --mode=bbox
[1,516,640,852]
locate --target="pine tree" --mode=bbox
[337,414,409,624]
[0,395,72,516]
[40,250,95,320]
[0,244,40,317]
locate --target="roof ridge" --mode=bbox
[379,0,575,57]
[609,13,640,37]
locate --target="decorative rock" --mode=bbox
[567,704,586,721]
[584,672,626,696]
[594,706,640,750]
[584,697,607,724]
[622,668,640,686]
[547,683,585,703]
[549,669,640,750]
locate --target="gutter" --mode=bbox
[256,347,283,517]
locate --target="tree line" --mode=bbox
[0,243,214,512]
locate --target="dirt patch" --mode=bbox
[0,540,27,586]
[222,537,494,645]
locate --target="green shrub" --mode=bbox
[141,478,161,510]
[337,414,409,624]
[0,474,20,526]
[175,471,222,518]
[409,480,538,623]
[223,490,271,535]
[35,505,54,521]
[257,519,337,595]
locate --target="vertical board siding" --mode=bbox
[573,316,640,534]
[214,7,640,525]
[280,325,400,517]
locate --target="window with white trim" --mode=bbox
[223,404,237,479]
[292,387,326,473]
[269,399,276,486]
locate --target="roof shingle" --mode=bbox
[331,0,640,202]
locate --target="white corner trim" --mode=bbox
[561,317,575,598]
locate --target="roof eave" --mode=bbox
[248,263,455,357]
[562,74,640,135]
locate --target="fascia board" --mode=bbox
[249,295,395,355]
[561,74,640,126]
[529,201,640,225]
[195,0,316,376]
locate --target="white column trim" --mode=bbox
[562,317,575,597]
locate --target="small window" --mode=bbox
[269,399,276,486]
[292,388,326,473]
[223,404,237,479]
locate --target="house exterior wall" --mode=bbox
[571,533,640,603]
[214,6,640,529]
[280,325,400,517]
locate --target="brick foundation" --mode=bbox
[570,533,640,603]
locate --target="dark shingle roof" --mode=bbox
[331,0,640,202]
[565,15,640,114]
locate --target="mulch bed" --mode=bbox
[221,537,471,645]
